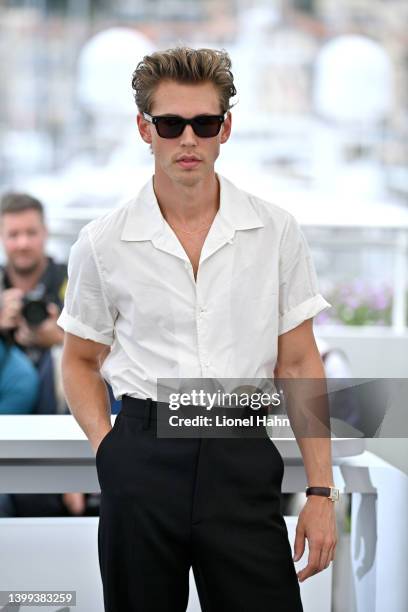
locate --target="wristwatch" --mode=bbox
[305,486,340,502]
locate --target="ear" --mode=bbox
[220,111,232,144]
[137,113,153,144]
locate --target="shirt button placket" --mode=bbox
[196,301,210,375]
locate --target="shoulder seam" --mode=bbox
[84,226,115,319]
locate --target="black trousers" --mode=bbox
[96,396,303,612]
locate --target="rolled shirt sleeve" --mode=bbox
[57,226,118,345]
[278,213,331,335]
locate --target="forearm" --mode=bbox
[61,356,112,453]
[297,437,334,487]
[276,352,334,487]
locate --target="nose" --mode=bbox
[179,123,198,146]
[15,233,31,249]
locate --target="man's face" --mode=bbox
[0,209,47,275]
[137,80,232,187]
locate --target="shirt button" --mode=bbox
[197,306,206,318]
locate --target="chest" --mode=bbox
[172,230,210,281]
[105,233,280,377]
[106,226,279,309]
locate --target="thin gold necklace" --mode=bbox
[167,214,214,236]
[171,223,212,235]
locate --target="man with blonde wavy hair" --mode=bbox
[59,46,337,611]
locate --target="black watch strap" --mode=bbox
[305,486,339,501]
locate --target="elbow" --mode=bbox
[274,352,325,380]
[274,360,304,380]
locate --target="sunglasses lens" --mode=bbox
[193,116,222,137]
[154,115,223,138]
[155,117,185,138]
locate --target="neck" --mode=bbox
[153,170,220,228]
[6,256,47,293]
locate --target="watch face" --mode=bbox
[330,488,340,501]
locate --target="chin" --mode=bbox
[179,165,210,184]
[179,174,202,187]
[12,260,39,275]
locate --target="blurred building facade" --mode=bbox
[0,0,407,191]
[1,0,408,332]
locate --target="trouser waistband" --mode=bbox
[121,396,162,430]
[120,394,272,435]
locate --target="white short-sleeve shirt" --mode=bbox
[57,174,331,400]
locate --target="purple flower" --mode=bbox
[315,311,331,324]
[352,279,367,294]
[371,293,390,310]
[343,296,360,309]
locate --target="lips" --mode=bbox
[176,156,202,169]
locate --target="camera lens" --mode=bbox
[22,300,49,326]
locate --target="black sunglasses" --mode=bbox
[143,112,227,139]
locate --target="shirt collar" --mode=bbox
[120,173,264,242]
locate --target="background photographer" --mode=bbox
[0,192,66,413]
[0,192,88,518]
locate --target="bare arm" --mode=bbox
[275,318,337,582]
[275,318,334,487]
[61,332,112,455]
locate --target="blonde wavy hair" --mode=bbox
[131,46,237,114]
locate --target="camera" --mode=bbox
[21,284,50,326]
